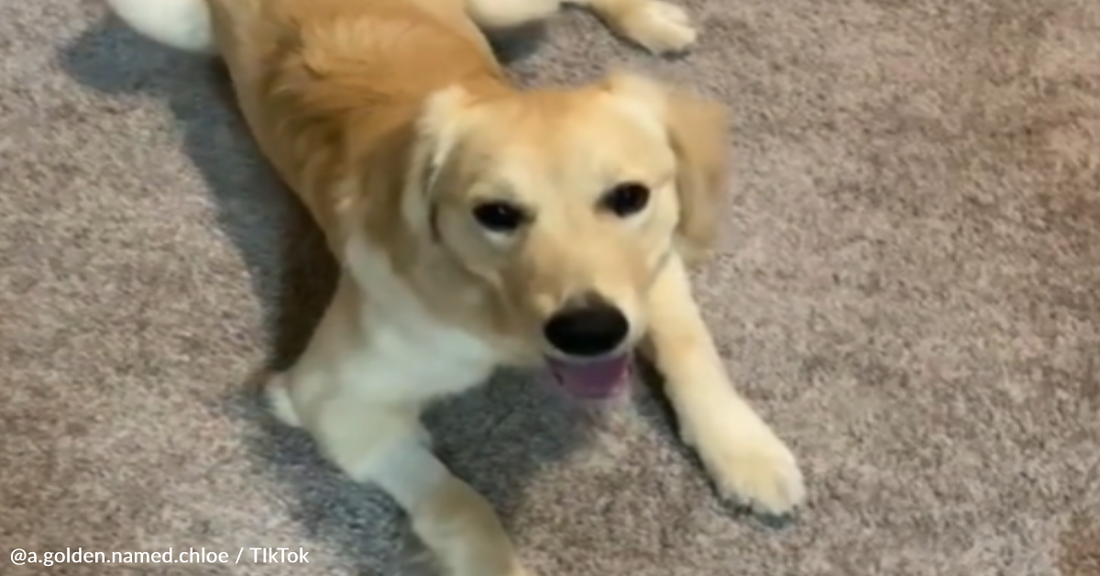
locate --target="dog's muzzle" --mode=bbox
[542,292,632,399]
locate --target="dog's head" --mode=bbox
[406,72,730,398]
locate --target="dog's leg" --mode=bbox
[309,402,528,576]
[267,395,529,576]
[565,0,697,55]
[463,0,562,31]
[264,279,529,576]
[643,256,806,515]
[462,0,696,55]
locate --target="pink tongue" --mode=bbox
[548,355,630,399]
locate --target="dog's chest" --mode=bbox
[345,235,501,398]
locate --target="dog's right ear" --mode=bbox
[663,88,730,261]
[402,85,473,236]
[602,72,731,262]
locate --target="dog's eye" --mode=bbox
[601,182,651,217]
[472,201,528,232]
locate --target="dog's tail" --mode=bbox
[105,0,216,54]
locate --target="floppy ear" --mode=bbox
[664,89,730,259]
[402,85,472,237]
[604,73,731,261]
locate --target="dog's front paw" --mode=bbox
[687,415,805,516]
[621,0,697,55]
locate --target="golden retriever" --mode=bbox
[104,0,806,573]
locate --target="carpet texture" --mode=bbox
[2,0,1099,574]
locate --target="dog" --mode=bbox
[103,0,806,573]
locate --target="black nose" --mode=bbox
[543,293,629,357]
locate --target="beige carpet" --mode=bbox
[2,0,1099,574]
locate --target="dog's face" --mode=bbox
[407,73,729,397]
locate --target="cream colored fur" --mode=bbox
[105,0,806,574]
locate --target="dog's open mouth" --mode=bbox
[546,354,631,399]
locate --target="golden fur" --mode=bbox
[106,0,806,573]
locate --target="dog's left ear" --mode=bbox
[604,73,731,261]
[403,85,472,236]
